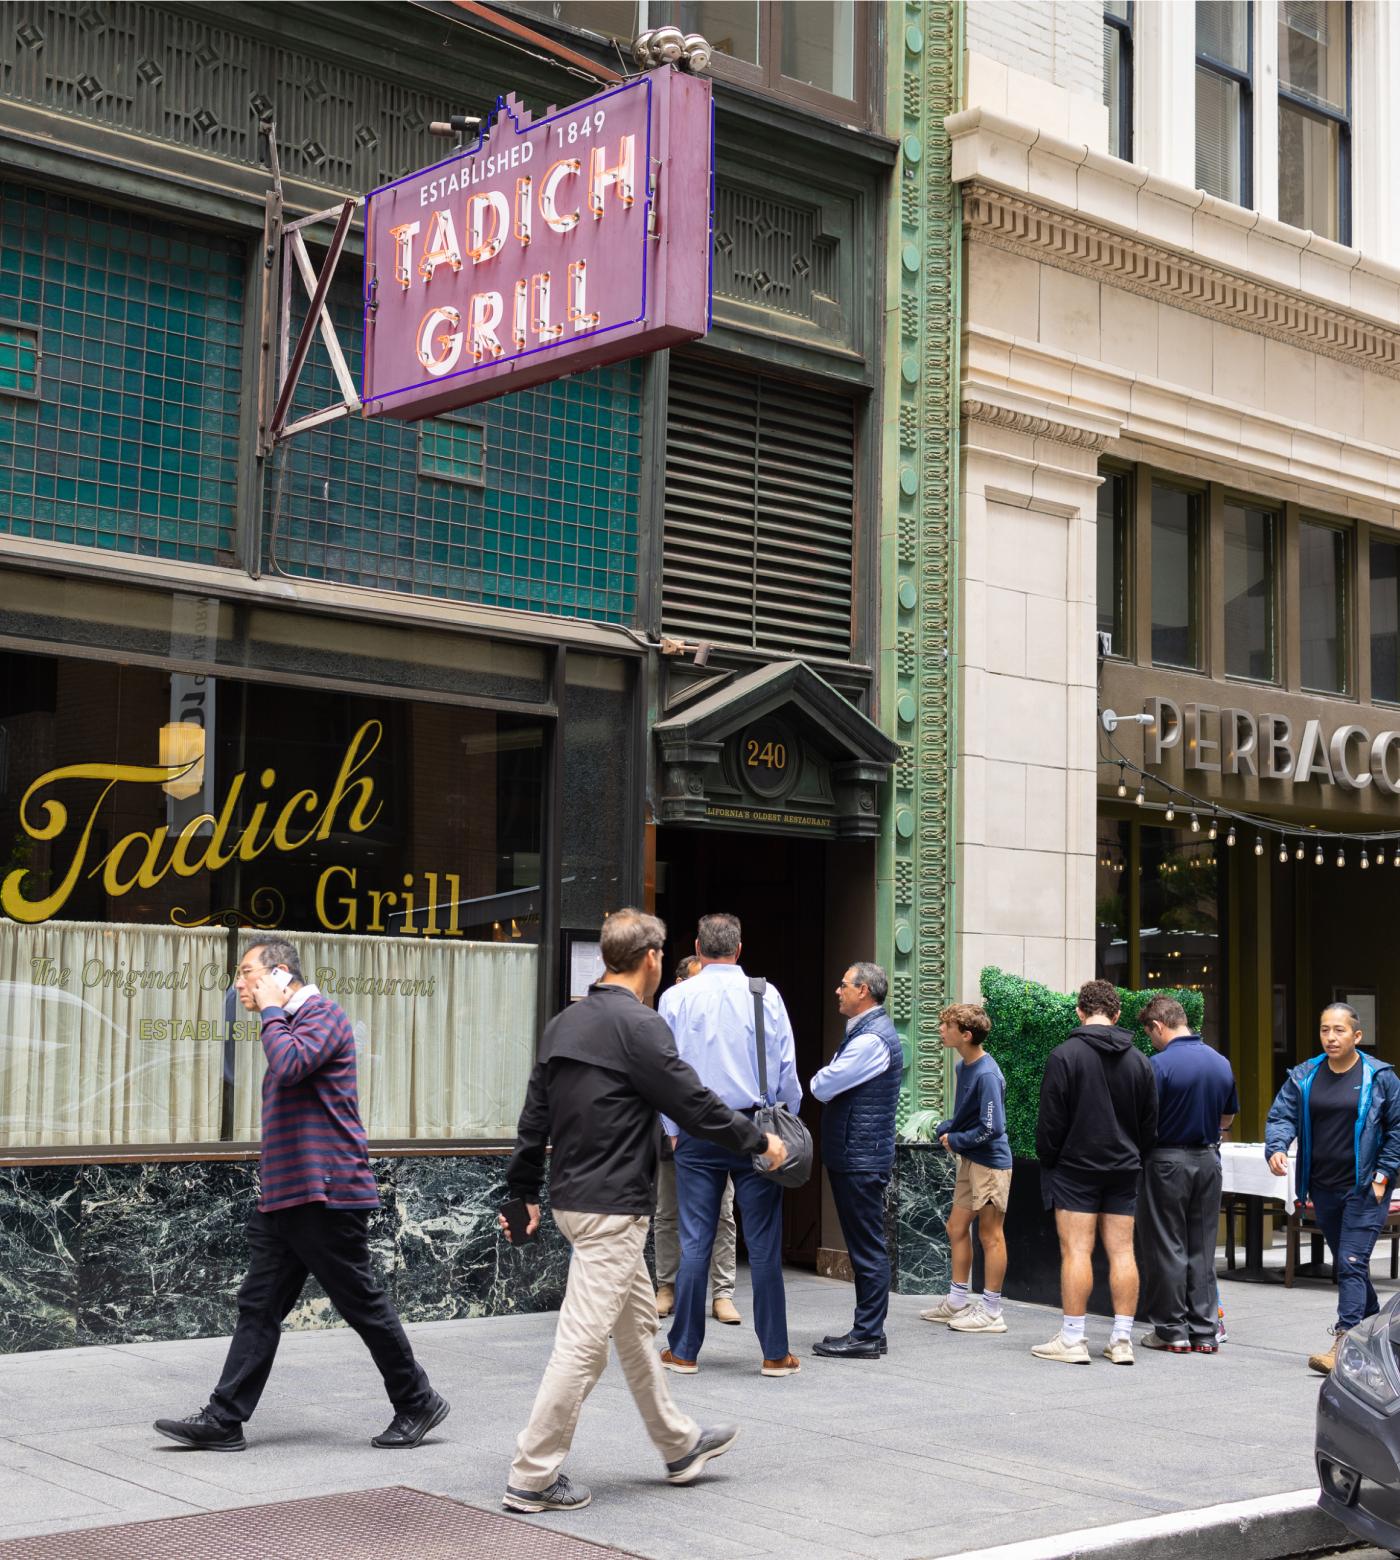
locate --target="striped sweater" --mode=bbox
[257,987,380,1213]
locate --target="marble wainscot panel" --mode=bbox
[280,1163,399,1333]
[891,1142,955,1296]
[392,1157,568,1322]
[0,1165,81,1351]
[78,1162,255,1345]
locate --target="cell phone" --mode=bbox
[499,1197,535,1245]
[270,967,293,991]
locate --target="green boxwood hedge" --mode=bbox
[979,966,1206,1162]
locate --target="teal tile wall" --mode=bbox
[273,283,641,623]
[0,185,244,562]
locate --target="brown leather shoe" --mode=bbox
[711,1297,742,1325]
[760,1354,801,1377]
[1309,1329,1345,1375]
[659,1348,698,1374]
[655,1285,675,1318]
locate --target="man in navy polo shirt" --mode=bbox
[1139,996,1239,1354]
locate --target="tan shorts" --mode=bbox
[953,1156,1013,1213]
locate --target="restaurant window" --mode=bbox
[1103,1,1134,161]
[1196,1,1252,207]
[1299,518,1349,694]
[1278,0,1350,243]
[505,2,867,119]
[1138,824,1226,1052]
[0,643,548,1150]
[1096,816,1131,990]
[1223,498,1276,682]
[1097,466,1130,657]
[1370,538,1400,704]
[1151,483,1204,671]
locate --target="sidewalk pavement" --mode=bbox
[0,1259,1375,1560]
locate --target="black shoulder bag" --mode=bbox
[748,976,813,1188]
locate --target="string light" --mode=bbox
[1208,811,1218,840]
[1315,842,1325,866]
[1164,797,1176,822]
[1135,781,1146,807]
[1190,810,1200,833]
[1361,847,1371,870]
[1278,840,1288,864]
[1226,824,1237,847]
[1295,839,1306,861]
[1336,845,1346,868]
[1378,845,1388,867]
[1117,762,1128,798]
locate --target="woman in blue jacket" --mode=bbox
[1265,1003,1400,1374]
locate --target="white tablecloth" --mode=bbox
[1219,1141,1296,1206]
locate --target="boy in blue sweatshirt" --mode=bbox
[919,1004,1013,1334]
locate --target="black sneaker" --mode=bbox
[502,1473,592,1513]
[665,1423,739,1485]
[371,1391,450,1448]
[153,1408,246,1452]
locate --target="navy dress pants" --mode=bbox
[669,1134,788,1363]
[828,1169,891,1344]
[1310,1183,1390,1330]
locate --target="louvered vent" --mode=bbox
[662,359,856,661]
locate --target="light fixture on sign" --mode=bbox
[159,722,205,800]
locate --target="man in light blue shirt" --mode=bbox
[657,912,802,1377]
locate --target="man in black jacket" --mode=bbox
[1032,978,1157,1368]
[499,908,786,1515]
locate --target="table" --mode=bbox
[1219,1142,1296,1281]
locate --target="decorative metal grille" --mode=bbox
[273,278,641,622]
[0,182,243,562]
[662,356,856,661]
[713,184,839,322]
[0,2,483,194]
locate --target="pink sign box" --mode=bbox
[361,66,713,420]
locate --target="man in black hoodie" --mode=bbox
[1032,979,1157,1367]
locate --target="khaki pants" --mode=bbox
[509,1211,698,1491]
[654,1158,737,1297]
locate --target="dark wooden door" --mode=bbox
[655,827,827,1267]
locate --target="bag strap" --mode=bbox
[748,976,769,1106]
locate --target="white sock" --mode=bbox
[1061,1314,1086,1344]
[1111,1313,1133,1342]
[948,1282,970,1310]
[981,1289,1003,1317]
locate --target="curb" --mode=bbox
[929,1489,1356,1560]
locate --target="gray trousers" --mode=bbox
[1141,1145,1223,1344]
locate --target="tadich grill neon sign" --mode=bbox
[362,65,713,420]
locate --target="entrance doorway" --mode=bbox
[655,827,832,1267]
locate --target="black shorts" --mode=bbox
[1041,1166,1139,1217]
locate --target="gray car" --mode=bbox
[1317,1292,1400,1553]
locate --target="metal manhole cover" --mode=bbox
[0,1486,648,1559]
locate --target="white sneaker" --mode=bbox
[948,1304,1008,1335]
[1031,1332,1090,1364]
[919,1297,971,1324]
[1102,1337,1135,1366]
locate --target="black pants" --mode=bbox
[209,1205,431,1426]
[1141,1146,1222,1344]
[828,1170,891,1343]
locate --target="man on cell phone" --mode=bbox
[499,907,788,1515]
[152,939,447,1452]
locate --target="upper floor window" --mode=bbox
[1103,1,1134,161]
[1097,467,1131,657]
[1370,538,1400,705]
[1151,482,1204,671]
[1278,0,1350,243]
[1223,498,1276,681]
[507,2,868,121]
[1299,517,1350,694]
[1196,1,1252,207]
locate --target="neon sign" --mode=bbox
[361,66,713,420]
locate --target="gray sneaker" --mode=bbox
[502,1473,592,1513]
[665,1423,739,1484]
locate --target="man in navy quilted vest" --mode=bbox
[810,962,905,1360]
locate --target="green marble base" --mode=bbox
[890,1142,955,1296]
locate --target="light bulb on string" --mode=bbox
[1164,797,1176,823]
[1117,763,1127,799]
[1378,845,1388,867]
[1362,847,1371,870]
[1295,839,1305,861]
[1135,781,1145,807]
[1278,839,1288,864]
[1315,842,1325,866]
[1208,811,1218,840]
[1190,810,1200,833]
[1254,835,1264,856]
[1337,845,1346,868]
[1225,824,1237,847]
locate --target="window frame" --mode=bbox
[1104,1,1135,163]
[1195,0,1254,209]
[1297,512,1353,697]
[1277,0,1352,245]
[1368,532,1400,708]
[1096,460,1134,660]
[0,318,41,402]
[1149,477,1207,674]
[417,413,488,489]
[1220,491,1279,686]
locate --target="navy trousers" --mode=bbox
[1310,1182,1391,1330]
[828,1169,891,1343]
[669,1134,788,1362]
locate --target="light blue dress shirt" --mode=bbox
[657,963,802,1137]
[809,1018,893,1102]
